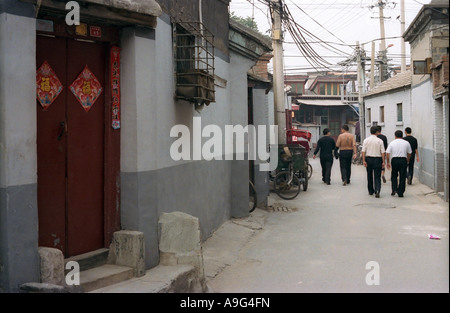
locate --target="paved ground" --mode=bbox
[204,157,449,293]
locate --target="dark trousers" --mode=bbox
[366,157,382,194]
[391,157,408,196]
[407,154,415,180]
[339,150,353,183]
[320,157,333,184]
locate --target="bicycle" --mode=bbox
[273,154,301,200]
[249,180,257,213]
[307,162,313,179]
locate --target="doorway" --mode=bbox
[36,34,114,257]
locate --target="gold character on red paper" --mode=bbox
[41,77,51,92]
[82,81,91,94]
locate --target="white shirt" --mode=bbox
[362,135,385,157]
[386,138,412,158]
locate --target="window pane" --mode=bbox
[305,109,313,123]
[320,84,325,95]
[380,106,384,123]
[300,110,305,123]
[397,103,403,122]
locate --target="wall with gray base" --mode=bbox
[120,15,253,269]
[252,87,272,207]
[0,2,40,292]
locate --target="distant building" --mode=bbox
[285,72,359,145]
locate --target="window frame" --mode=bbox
[397,103,403,122]
[174,22,216,105]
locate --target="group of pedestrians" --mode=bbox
[313,124,419,198]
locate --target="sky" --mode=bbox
[229,0,426,74]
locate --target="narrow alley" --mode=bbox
[204,157,449,293]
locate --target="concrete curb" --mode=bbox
[90,264,201,293]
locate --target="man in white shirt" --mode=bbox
[362,126,386,198]
[386,130,412,197]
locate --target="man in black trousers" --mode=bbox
[362,126,386,198]
[403,127,419,185]
[376,125,388,183]
[313,128,337,185]
[336,124,357,186]
[386,130,412,197]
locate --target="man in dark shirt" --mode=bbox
[313,128,337,185]
[376,126,388,183]
[403,127,420,185]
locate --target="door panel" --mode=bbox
[66,39,105,256]
[37,36,106,257]
[37,36,68,253]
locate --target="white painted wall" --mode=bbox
[121,18,239,173]
[411,78,435,187]
[0,13,36,188]
[364,87,412,144]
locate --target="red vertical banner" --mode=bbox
[111,46,121,129]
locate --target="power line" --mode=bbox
[286,0,348,45]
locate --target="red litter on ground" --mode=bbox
[428,234,441,240]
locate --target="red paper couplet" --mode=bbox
[111,46,121,129]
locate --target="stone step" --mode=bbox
[64,248,110,273]
[80,264,135,292]
[90,264,203,293]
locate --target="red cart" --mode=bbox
[286,128,313,187]
[286,129,312,154]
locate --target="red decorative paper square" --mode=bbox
[70,65,103,112]
[36,61,63,110]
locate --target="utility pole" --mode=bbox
[370,41,376,89]
[357,42,367,140]
[378,0,387,52]
[271,0,286,145]
[378,0,388,82]
[400,0,406,72]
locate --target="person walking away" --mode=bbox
[313,128,337,185]
[386,130,412,197]
[336,125,356,186]
[403,127,419,185]
[355,120,361,144]
[362,126,386,198]
[376,125,388,183]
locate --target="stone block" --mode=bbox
[159,252,178,266]
[38,247,64,285]
[158,211,201,253]
[158,212,205,289]
[112,230,146,277]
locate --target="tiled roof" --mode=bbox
[364,71,412,98]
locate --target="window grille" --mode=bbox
[174,22,215,106]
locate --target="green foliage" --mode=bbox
[230,12,259,32]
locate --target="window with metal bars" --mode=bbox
[174,22,215,106]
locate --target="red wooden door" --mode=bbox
[37,36,106,257]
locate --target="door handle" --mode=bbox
[57,121,65,141]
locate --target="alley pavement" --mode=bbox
[204,157,449,293]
